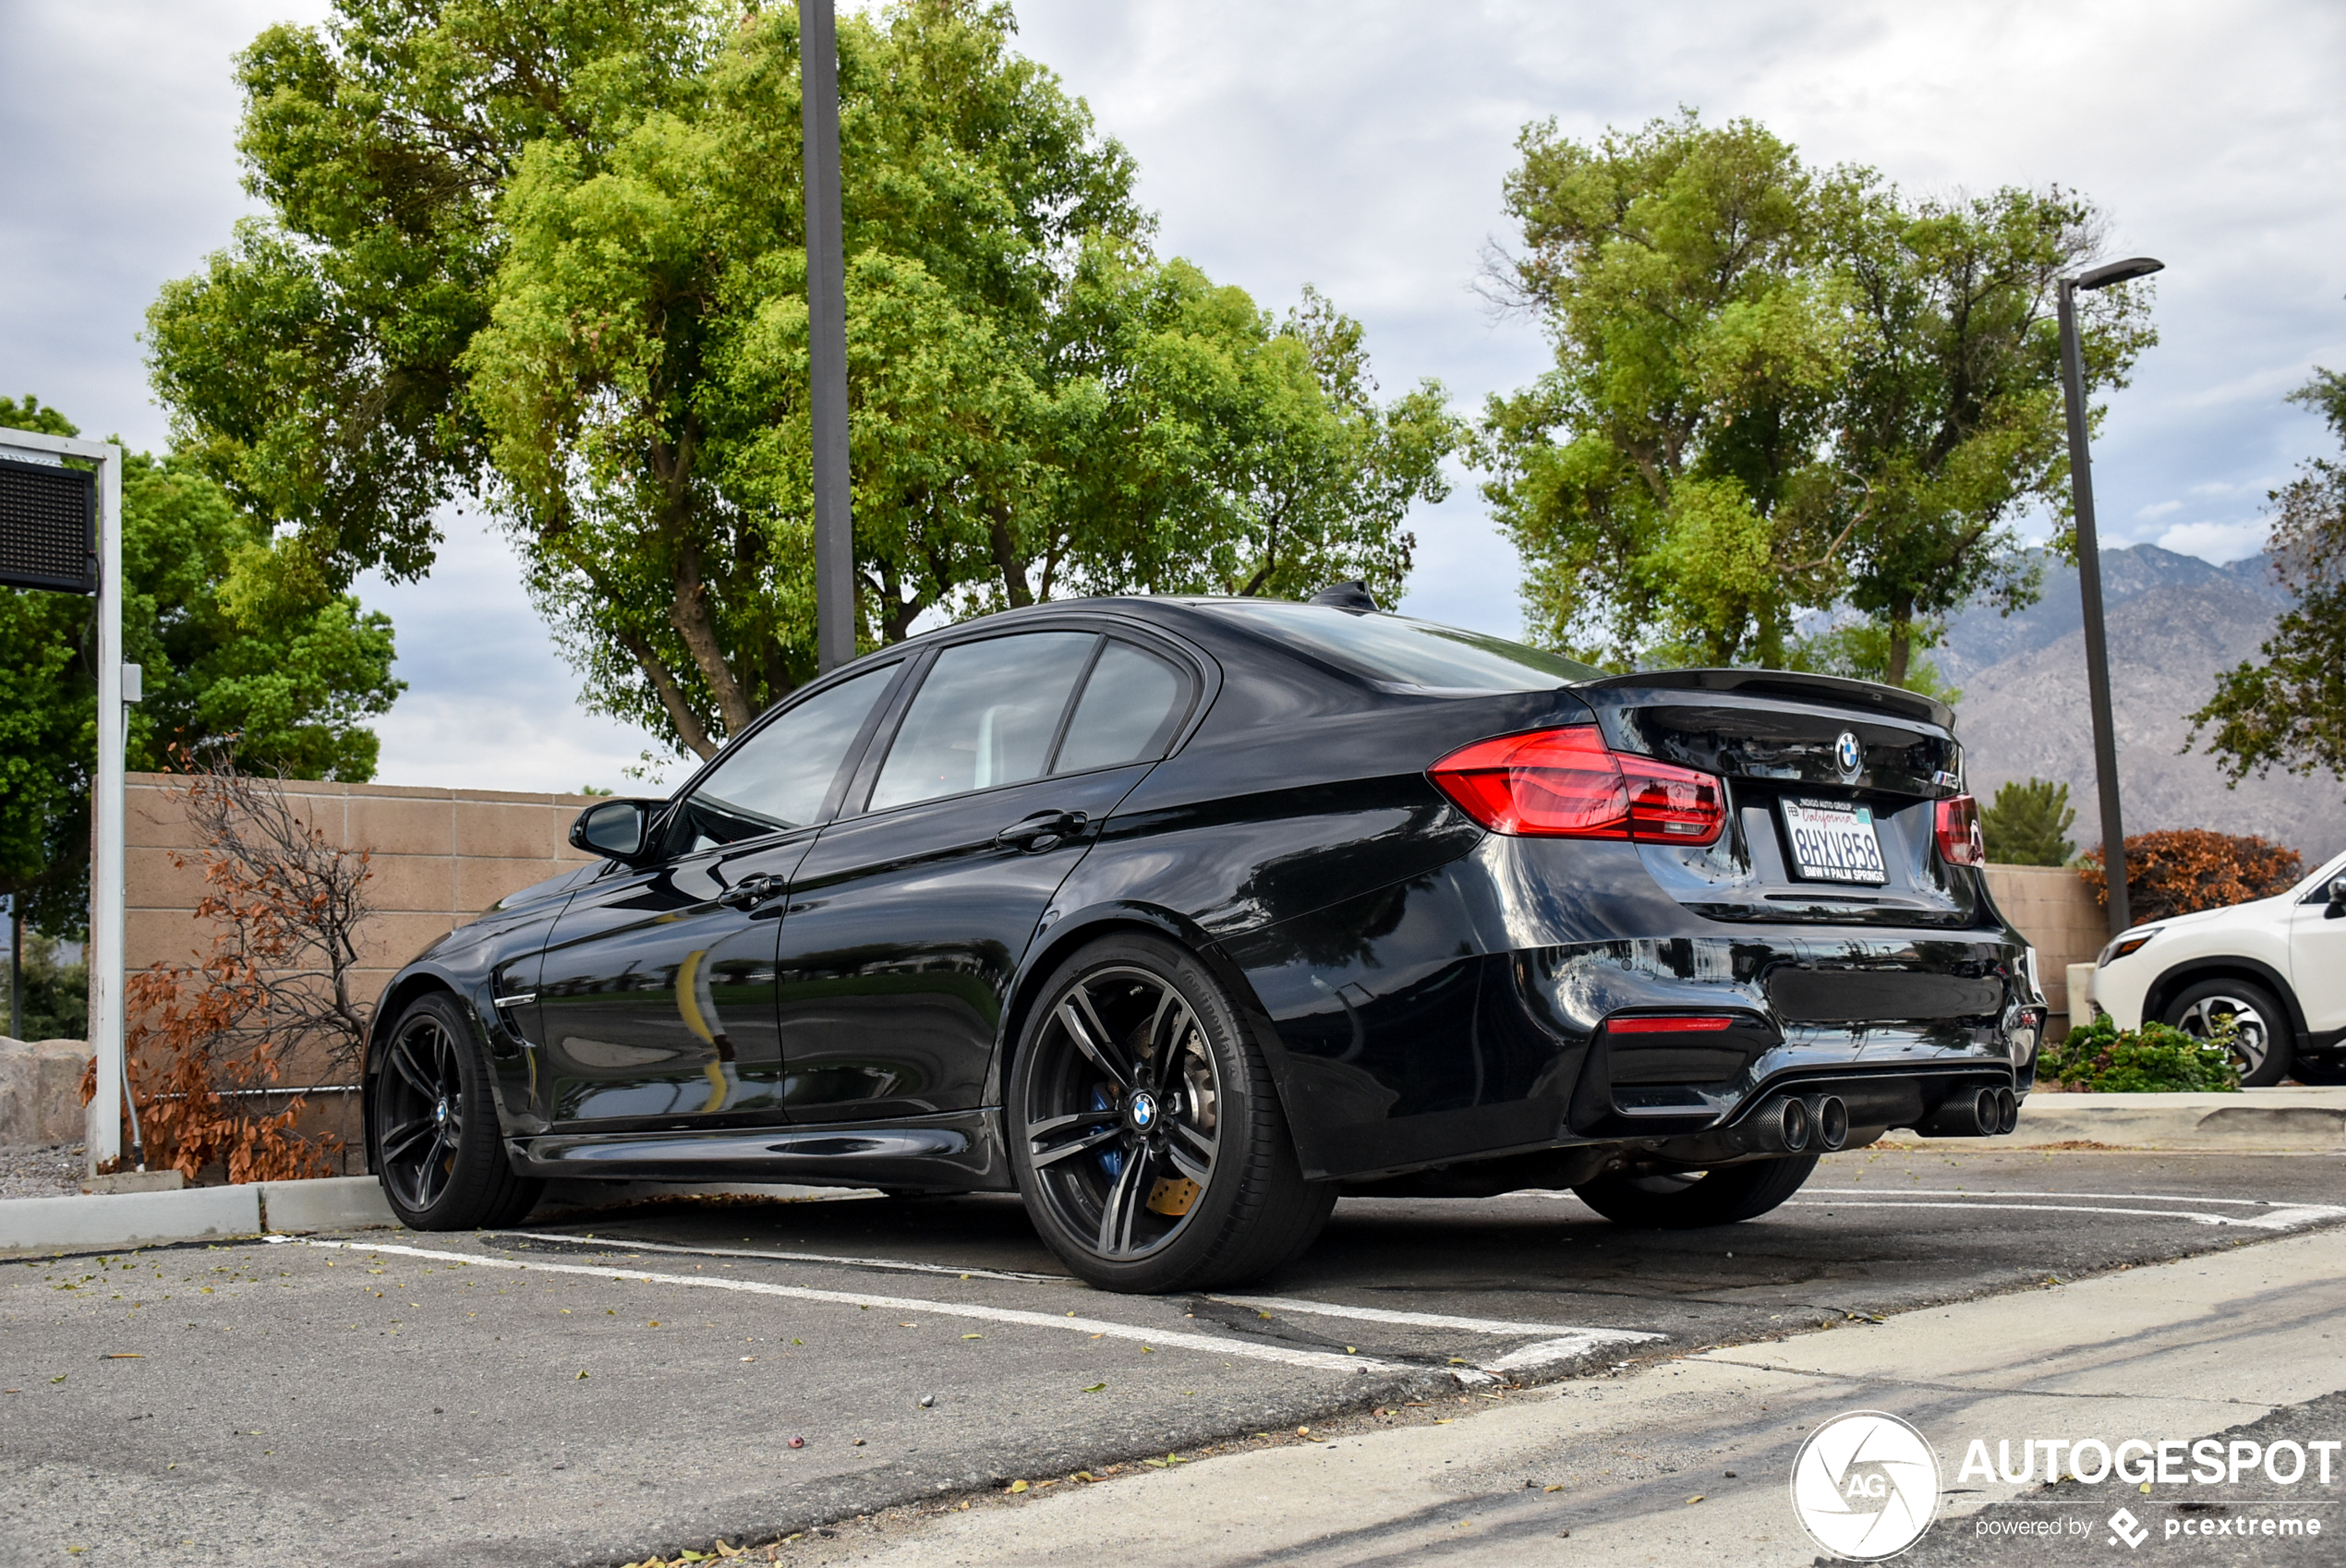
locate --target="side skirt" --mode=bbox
[511,1106,1013,1194]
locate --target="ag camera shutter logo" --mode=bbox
[1790,1410,1942,1561]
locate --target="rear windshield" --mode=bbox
[1194,599,1603,692]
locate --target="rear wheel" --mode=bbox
[1009,934,1333,1293]
[1572,1155,1820,1229]
[369,992,543,1230]
[2162,979,2292,1087]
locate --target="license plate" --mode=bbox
[1781,798,1888,884]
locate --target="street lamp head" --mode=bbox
[2074,257,2165,292]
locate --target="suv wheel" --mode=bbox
[1009,934,1333,1293]
[2163,979,2292,1087]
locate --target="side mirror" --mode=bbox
[570,798,659,862]
[2328,875,2346,919]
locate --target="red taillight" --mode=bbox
[1935,793,1984,866]
[1608,1015,1735,1033]
[1429,726,1725,846]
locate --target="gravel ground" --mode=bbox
[0,1142,80,1199]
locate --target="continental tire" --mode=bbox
[369,991,544,1230]
[1572,1154,1820,1229]
[1009,933,1333,1293]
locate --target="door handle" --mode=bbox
[995,810,1087,853]
[717,872,784,910]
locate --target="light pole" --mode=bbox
[801,0,855,674]
[2057,255,2162,938]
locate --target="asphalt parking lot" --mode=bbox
[6,1146,2344,1567]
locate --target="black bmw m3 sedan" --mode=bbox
[365,594,2044,1292]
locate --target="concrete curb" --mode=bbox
[0,1176,395,1256]
[0,1174,877,1256]
[1895,1086,2346,1152]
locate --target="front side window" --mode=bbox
[666,663,897,854]
[869,633,1096,812]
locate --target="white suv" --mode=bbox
[2088,850,2346,1085]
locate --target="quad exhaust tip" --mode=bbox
[1806,1093,1849,1152]
[1774,1095,1812,1153]
[1995,1086,2020,1136]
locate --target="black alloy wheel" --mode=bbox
[2163,979,2293,1087]
[1010,934,1333,1292]
[1572,1154,1820,1229]
[369,992,543,1230]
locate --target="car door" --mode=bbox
[773,629,1200,1121]
[2290,858,2346,1031]
[532,662,904,1131]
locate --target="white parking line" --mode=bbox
[299,1238,1389,1374]
[490,1231,1070,1285]
[1784,1198,2346,1230]
[1807,1187,2346,1212]
[1214,1293,1664,1378]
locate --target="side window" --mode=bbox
[869,633,1096,812]
[1055,639,1190,773]
[665,664,897,855]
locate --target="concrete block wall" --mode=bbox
[127,773,603,1015]
[124,774,604,1168]
[1981,863,2106,1021]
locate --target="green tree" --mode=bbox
[1474,111,2153,680]
[1472,113,1856,669]
[0,397,402,935]
[152,0,1451,760]
[1978,778,2075,866]
[1832,187,2154,685]
[2188,370,2346,792]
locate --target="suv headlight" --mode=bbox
[2097,930,2156,967]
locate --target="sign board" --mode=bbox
[0,452,98,593]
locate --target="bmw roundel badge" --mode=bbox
[1834,730,1863,778]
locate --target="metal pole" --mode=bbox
[90,442,126,1171]
[7,896,19,1041]
[802,0,855,674]
[2056,281,2130,937]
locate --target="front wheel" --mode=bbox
[1009,934,1333,1293]
[2163,979,2292,1087]
[1572,1155,1820,1229]
[369,992,543,1230]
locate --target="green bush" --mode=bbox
[1980,778,2075,866]
[2036,1013,2241,1092]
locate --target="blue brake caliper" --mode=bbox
[1090,1083,1122,1179]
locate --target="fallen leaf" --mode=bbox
[961,1333,982,1340]
[575,1371,589,1381]
[1007,1480,1028,1494]
[1685,1495,1705,1505]
[101,1354,144,1360]
[1082,1383,1106,1393]
[1544,1485,1566,1493]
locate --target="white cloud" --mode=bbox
[2157,517,2272,563]
[2135,500,2183,519]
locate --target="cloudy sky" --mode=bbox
[5,0,2342,790]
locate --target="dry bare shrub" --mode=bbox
[2077,828,2304,925]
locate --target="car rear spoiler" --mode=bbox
[1570,668,1954,730]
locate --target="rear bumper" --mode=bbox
[1225,843,2046,1182]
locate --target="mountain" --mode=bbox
[1941,545,2343,864]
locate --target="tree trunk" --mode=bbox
[616,629,717,760]
[668,541,754,737]
[1886,612,1913,689]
